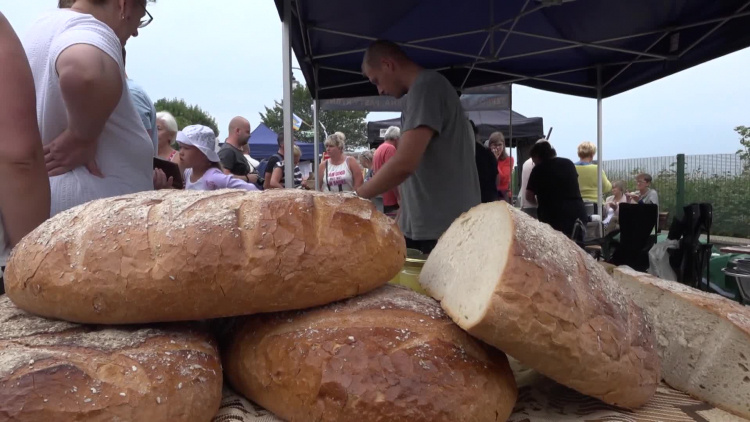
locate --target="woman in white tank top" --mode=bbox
[318,132,364,192]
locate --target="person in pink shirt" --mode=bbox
[372,126,400,214]
[178,125,258,192]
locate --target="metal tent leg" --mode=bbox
[313,96,320,190]
[282,0,294,188]
[596,66,604,216]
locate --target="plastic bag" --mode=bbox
[648,239,679,281]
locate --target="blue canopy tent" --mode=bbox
[248,123,322,161]
[273,0,750,202]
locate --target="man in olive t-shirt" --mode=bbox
[357,40,480,253]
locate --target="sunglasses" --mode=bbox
[137,2,153,29]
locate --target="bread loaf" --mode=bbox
[419,202,660,408]
[5,189,405,324]
[0,296,222,421]
[223,284,518,422]
[613,266,750,418]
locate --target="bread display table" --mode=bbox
[212,361,749,422]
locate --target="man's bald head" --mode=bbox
[362,40,409,72]
[361,40,417,99]
[228,116,251,146]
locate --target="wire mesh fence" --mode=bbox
[603,154,750,239]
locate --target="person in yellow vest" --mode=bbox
[574,141,611,213]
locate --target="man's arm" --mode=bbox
[268,166,284,189]
[218,148,236,175]
[0,13,50,245]
[356,126,433,199]
[524,189,538,207]
[45,44,122,176]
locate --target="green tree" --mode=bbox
[154,98,220,137]
[259,83,369,150]
[736,125,750,172]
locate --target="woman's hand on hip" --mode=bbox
[43,128,102,177]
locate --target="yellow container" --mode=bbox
[389,249,428,295]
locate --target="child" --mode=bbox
[269,145,308,189]
[178,125,258,192]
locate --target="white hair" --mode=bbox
[156,111,178,133]
[384,126,400,140]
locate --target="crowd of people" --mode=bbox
[517,139,660,240]
[0,0,663,295]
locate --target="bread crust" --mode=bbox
[223,285,518,422]
[5,189,406,324]
[614,266,750,418]
[421,203,661,409]
[0,296,223,421]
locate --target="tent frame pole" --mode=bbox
[508,84,514,204]
[596,65,603,216]
[313,93,320,191]
[282,0,294,188]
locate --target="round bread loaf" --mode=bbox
[0,296,222,421]
[5,189,405,324]
[223,284,518,422]
[419,202,661,409]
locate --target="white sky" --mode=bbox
[3,1,749,161]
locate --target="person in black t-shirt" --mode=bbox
[470,120,499,203]
[218,116,259,184]
[525,142,588,239]
[263,133,286,189]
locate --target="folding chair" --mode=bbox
[608,203,658,272]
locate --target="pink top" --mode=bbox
[184,168,258,191]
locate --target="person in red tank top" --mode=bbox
[372,126,400,214]
[489,132,514,203]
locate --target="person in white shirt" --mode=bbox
[318,132,364,192]
[519,138,550,215]
[0,13,50,293]
[24,0,169,217]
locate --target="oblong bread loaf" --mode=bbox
[0,296,222,421]
[419,202,660,408]
[223,284,518,422]
[613,266,750,419]
[5,189,406,324]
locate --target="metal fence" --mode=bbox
[603,154,750,239]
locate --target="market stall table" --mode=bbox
[720,245,750,255]
[212,361,750,422]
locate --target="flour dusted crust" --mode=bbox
[0,296,222,421]
[419,202,661,409]
[614,267,750,418]
[223,285,518,422]
[5,189,405,324]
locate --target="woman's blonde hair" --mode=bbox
[324,132,346,150]
[156,111,179,133]
[292,145,302,159]
[577,141,596,159]
[612,180,627,192]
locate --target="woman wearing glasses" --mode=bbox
[23,0,164,216]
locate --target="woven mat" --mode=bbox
[213,363,748,422]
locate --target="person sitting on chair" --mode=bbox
[603,180,628,235]
[628,173,659,206]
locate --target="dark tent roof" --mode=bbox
[367,109,544,147]
[249,123,322,161]
[275,0,750,99]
